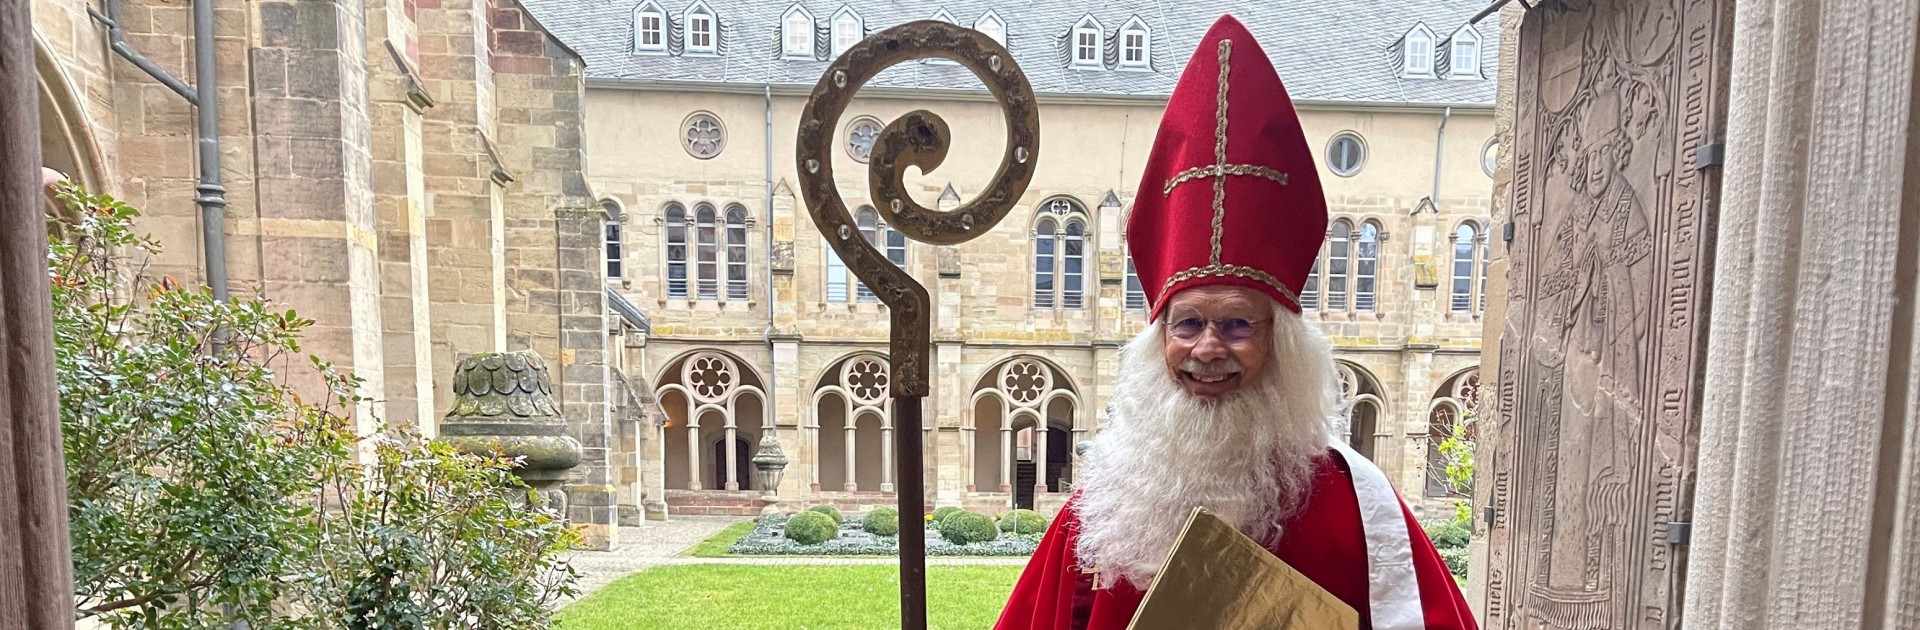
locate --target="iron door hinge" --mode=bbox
[1694,143,1725,170]
[1666,521,1692,545]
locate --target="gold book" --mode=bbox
[1126,508,1359,630]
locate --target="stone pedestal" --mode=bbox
[436,351,582,513]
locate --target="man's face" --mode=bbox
[1160,285,1273,400]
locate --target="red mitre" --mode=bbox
[1126,15,1328,320]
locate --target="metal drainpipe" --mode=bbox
[764,85,778,428]
[92,0,228,301]
[1431,106,1452,208]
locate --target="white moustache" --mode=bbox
[1178,358,1243,379]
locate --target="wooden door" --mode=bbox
[1483,0,1731,627]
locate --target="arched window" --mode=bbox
[826,206,905,304]
[1124,252,1145,312]
[1403,24,1436,77]
[602,199,624,280]
[975,11,1006,47]
[855,208,880,303]
[664,203,688,299]
[684,2,716,55]
[694,203,718,299]
[1301,255,1320,311]
[831,7,862,57]
[1063,221,1086,308]
[1032,198,1090,310]
[1034,218,1057,308]
[1426,369,1481,497]
[633,1,667,53]
[1451,224,1479,312]
[724,205,749,300]
[1119,17,1150,69]
[782,6,814,58]
[1355,222,1380,311]
[1326,219,1352,310]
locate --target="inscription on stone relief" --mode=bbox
[1483,0,1728,628]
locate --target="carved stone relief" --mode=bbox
[1483,0,1729,627]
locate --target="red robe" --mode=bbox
[993,452,1476,630]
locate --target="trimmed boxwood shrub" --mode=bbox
[861,508,900,537]
[931,506,964,525]
[784,511,839,545]
[938,511,999,545]
[806,504,844,525]
[999,509,1048,535]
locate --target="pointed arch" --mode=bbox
[967,355,1082,507]
[1425,367,1482,497]
[810,352,894,492]
[1336,361,1388,461]
[653,350,769,491]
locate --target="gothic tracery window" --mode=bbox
[1033,199,1089,310]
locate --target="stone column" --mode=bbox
[881,427,895,492]
[843,423,858,492]
[1034,425,1049,496]
[1000,426,1013,492]
[1682,0,1920,625]
[686,422,702,491]
[252,0,385,433]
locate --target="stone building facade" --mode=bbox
[526,0,1503,521]
[29,0,640,549]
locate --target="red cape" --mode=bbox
[993,453,1476,630]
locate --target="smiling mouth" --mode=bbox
[1181,371,1240,385]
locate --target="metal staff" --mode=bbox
[797,21,1039,630]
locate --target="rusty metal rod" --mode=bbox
[895,400,927,628]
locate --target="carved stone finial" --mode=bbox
[437,350,582,511]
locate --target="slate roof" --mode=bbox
[519,0,1498,107]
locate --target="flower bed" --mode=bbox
[727,514,1043,557]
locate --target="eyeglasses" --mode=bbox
[1166,317,1269,342]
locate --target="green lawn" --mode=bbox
[558,564,1023,630]
[686,520,757,557]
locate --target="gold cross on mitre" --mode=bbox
[1161,38,1290,268]
[1155,38,1301,306]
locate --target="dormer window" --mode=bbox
[1071,15,1103,69]
[976,10,1006,48]
[1118,17,1149,69]
[831,7,862,57]
[633,1,666,54]
[782,5,813,59]
[685,2,717,55]
[1448,26,1482,78]
[1402,23,1436,78]
[927,9,958,64]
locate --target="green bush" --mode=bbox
[1423,503,1472,578]
[52,183,579,629]
[785,511,840,545]
[806,504,845,525]
[999,509,1048,535]
[1438,546,1470,578]
[932,506,965,525]
[938,511,999,545]
[861,508,901,537]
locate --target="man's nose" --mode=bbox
[1189,330,1230,362]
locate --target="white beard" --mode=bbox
[1071,308,1340,591]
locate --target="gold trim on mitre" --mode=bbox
[1158,37,1292,272]
[1162,264,1302,310]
